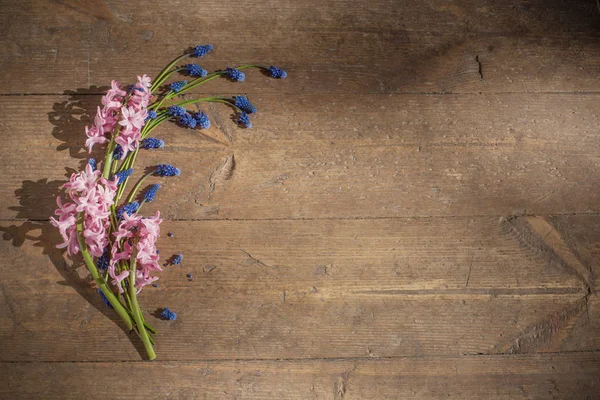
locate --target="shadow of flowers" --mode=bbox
[0,86,148,357]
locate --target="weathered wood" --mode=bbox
[1,1,600,94]
[1,216,596,361]
[3,93,600,220]
[2,353,600,399]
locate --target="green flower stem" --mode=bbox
[151,54,189,92]
[171,64,262,98]
[76,214,133,331]
[149,92,171,111]
[126,172,154,204]
[128,246,156,360]
[168,73,221,98]
[102,138,116,179]
[160,97,242,114]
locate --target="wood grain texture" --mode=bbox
[1,217,596,361]
[2,0,600,396]
[2,353,600,399]
[3,93,600,220]
[1,0,600,94]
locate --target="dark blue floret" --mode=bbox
[98,289,113,309]
[168,105,187,117]
[154,164,180,177]
[185,63,207,77]
[225,68,245,82]
[191,44,213,58]
[234,96,257,114]
[192,111,210,129]
[146,110,157,121]
[170,80,187,93]
[237,112,252,128]
[116,201,139,219]
[97,247,110,272]
[179,113,197,128]
[113,145,124,160]
[160,307,177,320]
[268,66,287,79]
[88,158,97,171]
[144,184,161,203]
[141,138,165,149]
[113,168,134,185]
[172,254,183,265]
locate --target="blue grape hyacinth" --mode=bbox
[161,308,177,320]
[168,105,187,117]
[237,112,252,128]
[114,168,134,185]
[116,201,139,219]
[179,113,197,128]
[234,96,257,114]
[113,145,124,160]
[170,80,187,93]
[191,44,213,58]
[225,68,245,82]
[143,184,161,203]
[154,164,180,177]
[268,65,287,79]
[185,63,207,77]
[141,138,164,149]
[193,111,210,129]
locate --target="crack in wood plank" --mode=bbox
[498,294,590,354]
[334,363,358,400]
[208,154,235,199]
[500,216,594,291]
[240,249,277,269]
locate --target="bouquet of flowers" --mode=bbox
[50,45,286,360]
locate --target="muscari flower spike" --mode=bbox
[170,80,187,93]
[234,96,257,114]
[193,111,210,129]
[98,288,113,309]
[191,44,213,58]
[185,63,207,77]
[146,110,157,121]
[114,168,134,185]
[268,65,287,79]
[141,138,165,149]
[161,308,177,320]
[88,158,97,171]
[144,184,161,203]
[237,112,252,128]
[116,201,139,219]
[179,113,197,128]
[97,247,110,272]
[172,254,183,265]
[225,68,245,82]
[113,145,124,160]
[154,164,180,177]
[168,105,187,117]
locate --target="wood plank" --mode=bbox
[1,1,600,94]
[2,353,600,399]
[3,93,600,220]
[1,216,596,361]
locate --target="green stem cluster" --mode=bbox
[80,52,269,360]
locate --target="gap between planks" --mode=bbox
[4,211,600,223]
[2,350,600,365]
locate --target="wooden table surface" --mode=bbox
[1,1,600,398]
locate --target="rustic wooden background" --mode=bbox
[1,0,600,398]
